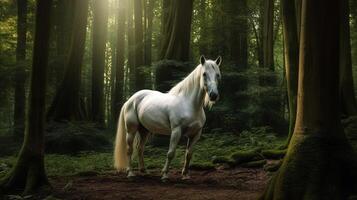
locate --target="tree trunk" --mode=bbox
[295,0,302,41]
[281,0,299,147]
[112,0,126,124]
[339,0,357,116]
[47,0,89,121]
[0,0,52,195]
[127,0,135,93]
[159,0,194,61]
[263,0,274,70]
[53,0,75,87]
[91,0,108,126]
[198,0,208,55]
[13,0,28,139]
[144,0,155,65]
[134,0,145,90]
[222,0,248,69]
[261,0,357,199]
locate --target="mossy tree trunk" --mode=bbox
[281,0,299,147]
[261,0,357,199]
[13,0,28,139]
[112,0,126,124]
[339,0,357,117]
[91,0,108,126]
[0,0,52,195]
[159,0,194,61]
[263,0,274,70]
[47,0,89,121]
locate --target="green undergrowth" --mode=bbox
[0,127,285,177]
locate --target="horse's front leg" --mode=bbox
[182,130,202,180]
[162,127,181,181]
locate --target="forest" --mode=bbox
[0,0,357,199]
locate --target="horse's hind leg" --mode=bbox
[162,127,182,181]
[137,128,149,174]
[126,131,136,178]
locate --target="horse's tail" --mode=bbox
[114,104,128,172]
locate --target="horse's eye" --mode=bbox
[203,72,207,77]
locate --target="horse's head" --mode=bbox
[200,55,222,103]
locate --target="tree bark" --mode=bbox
[112,0,126,123]
[263,0,274,70]
[159,0,194,61]
[281,0,299,147]
[134,0,145,90]
[261,0,357,199]
[339,0,357,116]
[225,0,248,69]
[47,0,89,121]
[13,0,28,139]
[0,0,52,195]
[127,0,136,93]
[144,0,155,66]
[91,0,108,126]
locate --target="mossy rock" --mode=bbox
[190,163,215,171]
[261,149,286,159]
[45,122,111,154]
[230,150,263,164]
[241,159,267,168]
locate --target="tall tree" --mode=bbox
[91,0,108,126]
[47,0,89,121]
[198,0,208,55]
[159,0,194,61]
[112,0,126,123]
[0,0,52,194]
[262,0,274,70]
[281,0,299,147]
[144,0,155,66]
[339,0,357,116]
[134,0,145,90]
[13,0,28,139]
[261,0,356,199]
[127,0,135,93]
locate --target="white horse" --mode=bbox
[114,56,222,181]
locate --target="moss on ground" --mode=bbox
[0,130,286,176]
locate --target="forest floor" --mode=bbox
[51,167,268,200]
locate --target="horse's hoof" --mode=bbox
[161,174,169,182]
[182,175,191,180]
[127,171,136,179]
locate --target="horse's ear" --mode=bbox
[200,55,206,65]
[215,56,222,66]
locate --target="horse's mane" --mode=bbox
[168,64,213,108]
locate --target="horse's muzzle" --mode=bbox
[209,92,219,101]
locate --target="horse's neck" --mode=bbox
[173,67,206,110]
[187,80,205,110]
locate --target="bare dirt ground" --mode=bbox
[52,168,269,200]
